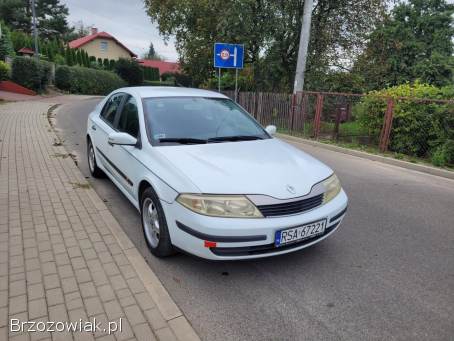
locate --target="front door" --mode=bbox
[91,92,125,181]
[107,95,142,198]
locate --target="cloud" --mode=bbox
[61,0,178,61]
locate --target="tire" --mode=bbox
[87,137,104,178]
[141,186,175,257]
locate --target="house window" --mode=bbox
[100,41,108,52]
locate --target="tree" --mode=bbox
[0,25,15,60]
[36,0,69,38]
[144,0,389,90]
[353,0,454,90]
[64,21,91,42]
[0,0,29,32]
[83,51,90,67]
[103,58,110,69]
[0,0,69,38]
[109,59,116,70]
[143,42,156,59]
[77,49,84,65]
[65,47,73,66]
[114,58,144,85]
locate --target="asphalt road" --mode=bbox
[55,97,454,341]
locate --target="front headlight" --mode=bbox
[177,194,263,218]
[322,173,341,204]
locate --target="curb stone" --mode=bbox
[277,133,454,180]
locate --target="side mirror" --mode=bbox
[108,132,137,146]
[265,125,277,136]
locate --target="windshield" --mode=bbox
[143,97,270,145]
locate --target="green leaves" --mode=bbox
[144,0,389,91]
[55,65,126,95]
[0,24,15,60]
[0,0,70,38]
[114,58,144,86]
[356,82,454,165]
[11,56,50,92]
[353,0,454,90]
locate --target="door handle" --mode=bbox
[91,125,97,131]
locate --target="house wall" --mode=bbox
[79,38,132,60]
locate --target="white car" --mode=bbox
[86,87,348,260]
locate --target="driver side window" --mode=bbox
[101,93,124,127]
[117,96,139,138]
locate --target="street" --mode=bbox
[56,97,454,341]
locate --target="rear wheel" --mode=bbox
[87,138,104,178]
[141,187,174,257]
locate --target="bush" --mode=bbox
[143,66,159,81]
[355,82,454,164]
[431,140,454,167]
[0,26,15,60]
[11,57,50,92]
[40,61,52,87]
[55,65,126,95]
[114,58,143,85]
[55,65,71,91]
[0,61,10,80]
[161,72,175,82]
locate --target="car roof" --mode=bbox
[120,86,229,99]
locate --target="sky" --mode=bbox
[61,0,178,61]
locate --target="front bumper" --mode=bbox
[162,189,348,260]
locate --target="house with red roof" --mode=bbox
[17,47,35,56]
[68,28,136,60]
[138,59,180,76]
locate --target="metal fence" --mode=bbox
[222,90,454,164]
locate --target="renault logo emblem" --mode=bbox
[286,185,296,194]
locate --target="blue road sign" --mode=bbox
[214,43,244,69]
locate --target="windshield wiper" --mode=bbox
[207,135,264,142]
[159,138,207,144]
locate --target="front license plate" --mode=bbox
[275,219,327,247]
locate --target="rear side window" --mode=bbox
[101,94,124,126]
[117,96,139,138]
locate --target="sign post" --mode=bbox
[214,43,244,102]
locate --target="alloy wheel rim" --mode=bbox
[143,198,160,248]
[88,144,95,173]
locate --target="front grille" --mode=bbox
[256,193,324,217]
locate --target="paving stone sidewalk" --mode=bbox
[0,101,200,341]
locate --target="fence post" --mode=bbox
[379,98,394,152]
[289,93,297,133]
[313,94,324,139]
[256,92,263,124]
[300,93,308,136]
[332,107,341,141]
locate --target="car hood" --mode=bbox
[155,138,332,199]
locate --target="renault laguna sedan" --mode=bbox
[86,87,348,260]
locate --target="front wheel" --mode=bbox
[87,138,104,178]
[141,187,174,257]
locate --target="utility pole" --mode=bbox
[293,0,313,94]
[31,0,39,61]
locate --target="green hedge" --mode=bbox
[114,58,143,85]
[355,82,454,166]
[11,57,51,92]
[143,66,159,81]
[0,61,10,81]
[55,65,126,95]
